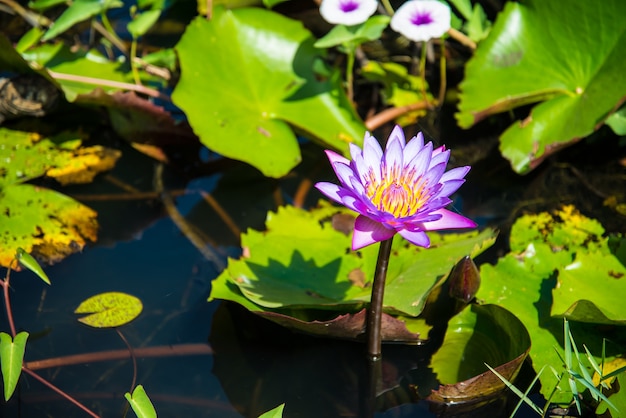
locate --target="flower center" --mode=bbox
[339,0,360,13]
[365,168,428,219]
[410,12,434,26]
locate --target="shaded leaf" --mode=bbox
[172,7,366,177]
[75,292,143,328]
[15,248,50,285]
[428,304,530,403]
[0,332,28,401]
[257,309,429,343]
[125,385,157,418]
[456,0,626,173]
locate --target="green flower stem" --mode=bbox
[419,41,429,106]
[346,44,356,103]
[366,237,393,360]
[438,40,447,105]
[380,0,394,16]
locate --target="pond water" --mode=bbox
[1,128,622,418]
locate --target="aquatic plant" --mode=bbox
[316,126,475,357]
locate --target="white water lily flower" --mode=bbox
[319,0,378,26]
[390,0,451,42]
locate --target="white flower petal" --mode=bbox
[390,0,451,42]
[320,0,378,26]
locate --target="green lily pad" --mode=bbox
[211,203,495,317]
[210,203,494,342]
[596,371,626,417]
[456,0,626,173]
[428,304,530,403]
[476,206,626,403]
[0,332,28,401]
[172,7,366,178]
[554,250,626,324]
[75,292,143,328]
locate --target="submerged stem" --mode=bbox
[366,237,393,360]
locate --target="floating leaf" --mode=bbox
[476,206,626,403]
[172,7,366,177]
[125,385,157,418]
[428,304,530,403]
[596,372,626,417]
[0,127,122,267]
[75,292,143,328]
[258,404,284,418]
[0,332,28,401]
[456,0,626,173]
[15,248,50,285]
[210,203,495,341]
[0,184,98,268]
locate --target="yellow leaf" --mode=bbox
[75,292,143,328]
[46,146,121,185]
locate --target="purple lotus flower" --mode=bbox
[316,126,476,250]
[319,0,378,26]
[390,0,451,42]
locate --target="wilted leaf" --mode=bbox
[0,332,28,401]
[45,146,121,185]
[172,7,366,177]
[257,309,430,343]
[0,184,98,267]
[125,385,157,418]
[75,292,143,328]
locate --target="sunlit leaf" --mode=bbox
[125,385,157,418]
[258,403,285,418]
[314,16,390,48]
[15,248,50,285]
[172,7,366,177]
[361,61,430,125]
[456,0,626,173]
[127,10,161,38]
[75,292,143,328]
[476,205,626,403]
[0,332,28,401]
[210,203,495,341]
[42,0,124,41]
[0,184,98,268]
[0,127,120,267]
